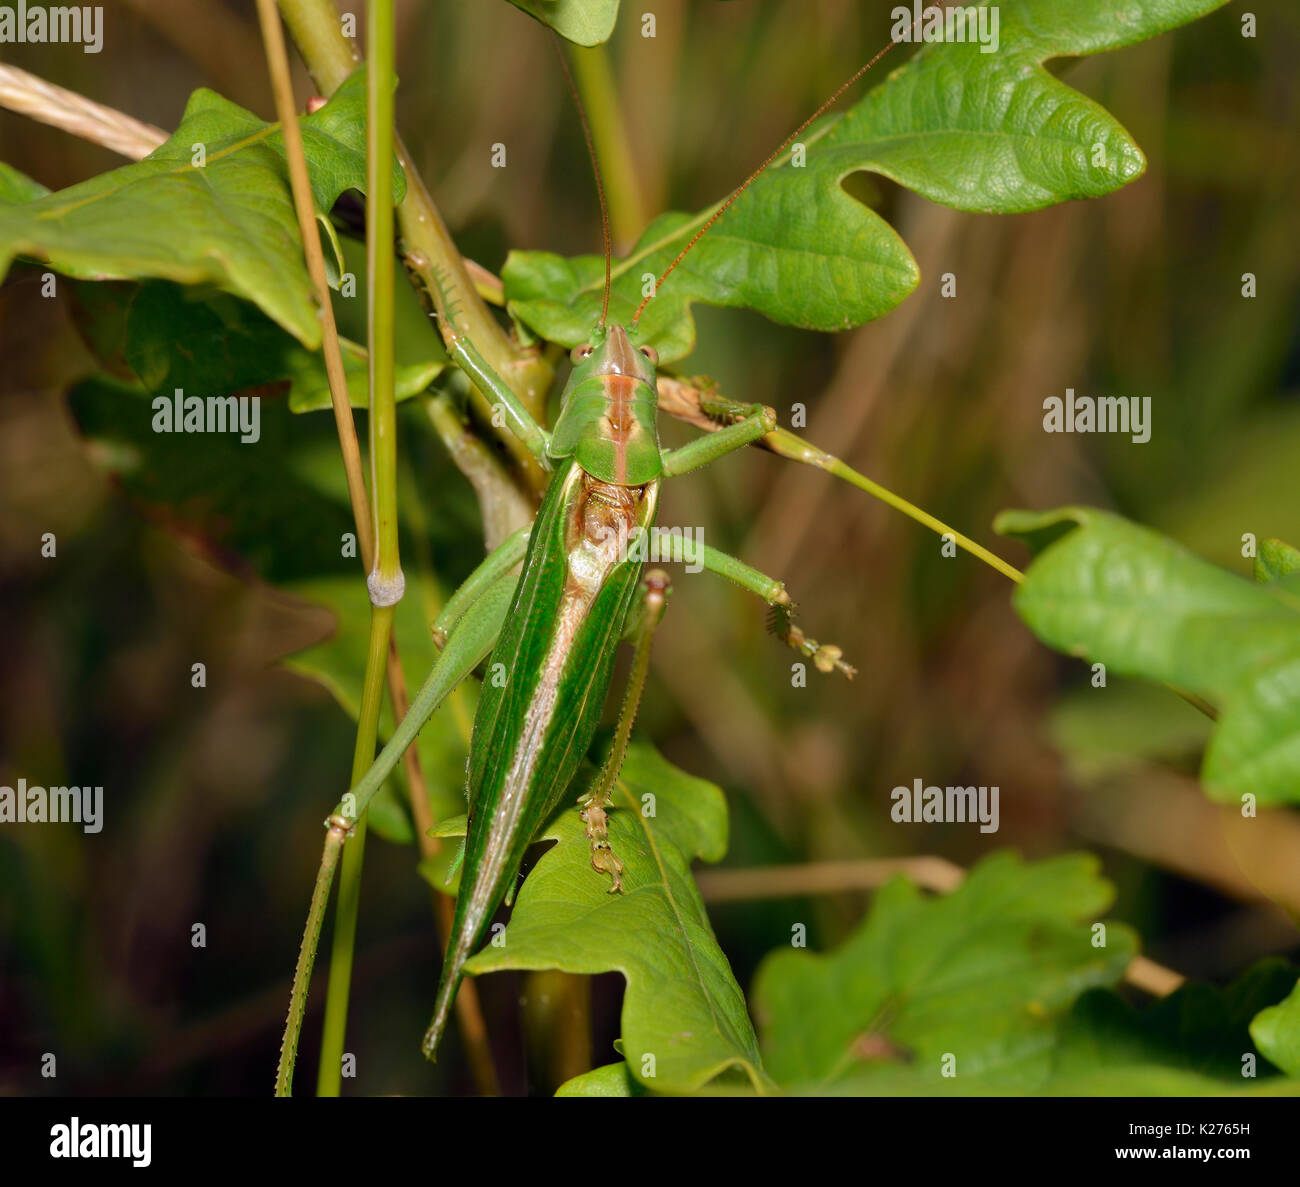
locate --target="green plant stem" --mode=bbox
[258,0,381,1097]
[275,812,350,1096]
[316,0,403,1098]
[367,0,399,587]
[568,44,646,249]
[316,601,394,1096]
[276,0,553,505]
[267,0,501,1096]
[256,0,373,563]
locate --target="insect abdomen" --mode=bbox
[423,461,658,1059]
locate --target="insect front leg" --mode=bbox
[659,401,776,477]
[577,569,673,893]
[423,260,554,467]
[444,328,555,465]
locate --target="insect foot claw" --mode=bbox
[591,845,625,894]
[812,642,857,680]
[777,620,857,680]
[580,800,626,894]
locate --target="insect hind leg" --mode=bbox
[576,569,672,893]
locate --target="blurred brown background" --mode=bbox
[1,0,1298,1095]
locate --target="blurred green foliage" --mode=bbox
[1,0,1298,1096]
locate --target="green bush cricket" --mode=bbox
[410,27,940,1061]
[291,12,941,1076]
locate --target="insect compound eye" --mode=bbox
[570,344,594,363]
[639,345,659,365]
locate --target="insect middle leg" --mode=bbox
[577,569,673,892]
[693,543,857,679]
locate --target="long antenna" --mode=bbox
[550,33,612,330]
[632,3,941,326]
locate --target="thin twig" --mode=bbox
[695,858,1185,996]
[0,63,166,159]
[276,0,554,505]
[255,0,373,565]
[694,857,966,900]
[316,0,404,1097]
[257,0,383,1096]
[275,0,502,1097]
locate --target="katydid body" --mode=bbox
[367,22,915,1068]
[413,14,889,1049]
[421,313,853,1059]
[423,327,662,1056]
[278,6,1092,1090]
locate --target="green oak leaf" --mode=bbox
[68,375,357,584]
[462,742,768,1094]
[997,507,1300,805]
[507,0,619,46]
[0,161,49,203]
[0,70,401,347]
[121,282,430,414]
[504,0,1226,362]
[555,1061,645,1097]
[115,235,444,415]
[752,852,1136,1092]
[1255,538,1300,584]
[1251,974,1300,1079]
[1048,678,1211,782]
[845,0,1227,212]
[1047,961,1300,1095]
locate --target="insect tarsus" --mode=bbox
[768,592,857,679]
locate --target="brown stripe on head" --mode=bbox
[595,324,640,377]
[600,373,641,484]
